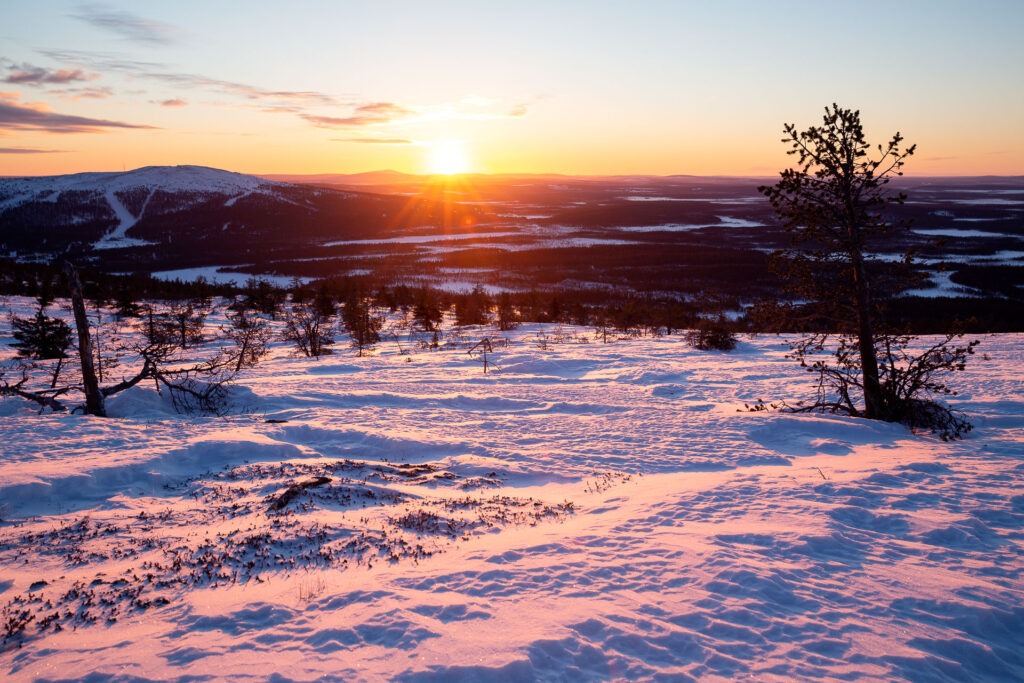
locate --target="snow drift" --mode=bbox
[0,301,1021,681]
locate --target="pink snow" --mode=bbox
[1,299,1021,681]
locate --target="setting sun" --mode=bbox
[426,140,472,175]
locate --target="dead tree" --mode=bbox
[3,265,249,417]
[65,262,106,417]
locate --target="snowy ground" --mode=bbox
[1,304,1022,682]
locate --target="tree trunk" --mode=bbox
[850,252,882,419]
[65,263,106,417]
[842,177,884,421]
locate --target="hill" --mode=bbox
[0,165,481,273]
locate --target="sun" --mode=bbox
[426,140,472,175]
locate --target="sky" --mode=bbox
[1,1,1022,177]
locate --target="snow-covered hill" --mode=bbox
[0,166,292,251]
[0,165,283,204]
[0,164,416,268]
[1,298,1021,681]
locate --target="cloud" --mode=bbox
[0,147,68,154]
[0,60,110,99]
[355,102,411,117]
[29,50,529,137]
[39,49,165,74]
[52,86,115,100]
[0,92,155,133]
[412,98,533,125]
[302,102,413,128]
[332,137,413,145]
[40,49,338,108]
[148,70,338,106]
[71,4,181,45]
[158,98,188,107]
[2,63,98,85]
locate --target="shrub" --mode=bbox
[686,318,737,351]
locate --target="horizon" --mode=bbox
[3,163,1024,183]
[2,2,1023,178]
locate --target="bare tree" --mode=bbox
[222,308,272,371]
[66,263,105,416]
[283,298,336,357]
[2,265,248,417]
[166,303,208,348]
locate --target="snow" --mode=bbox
[949,199,1024,206]
[621,196,763,205]
[322,232,521,248]
[149,267,304,288]
[913,228,1019,239]
[904,271,983,298]
[618,216,764,232]
[1,166,291,249]
[93,187,160,250]
[1,300,1022,681]
[951,189,1024,195]
[428,280,512,295]
[224,190,257,207]
[0,165,282,197]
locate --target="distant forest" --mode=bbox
[2,172,1021,333]
[1,259,1019,334]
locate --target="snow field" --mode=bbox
[0,299,1022,681]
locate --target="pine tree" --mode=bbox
[412,288,443,332]
[496,292,519,331]
[454,286,491,327]
[11,298,72,360]
[759,104,975,438]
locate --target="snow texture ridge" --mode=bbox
[0,299,1021,682]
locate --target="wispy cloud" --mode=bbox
[2,62,98,85]
[456,96,531,119]
[0,146,68,154]
[29,50,529,137]
[39,49,165,74]
[40,49,338,109]
[147,70,338,106]
[0,92,155,133]
[332,137,413,145]
[408,98,533,125]
[302,102,413,128]
[506,103,529,118]
[50,86,115,101]
[71,4,181,45]
[0,60,112,100]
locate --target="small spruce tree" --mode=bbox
[11,298,72,361]
[342,294,384,357]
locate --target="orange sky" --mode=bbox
[2,1,1023,177]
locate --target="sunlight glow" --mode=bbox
[427,140,472,175]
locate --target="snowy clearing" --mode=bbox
[0,305,1022,682]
